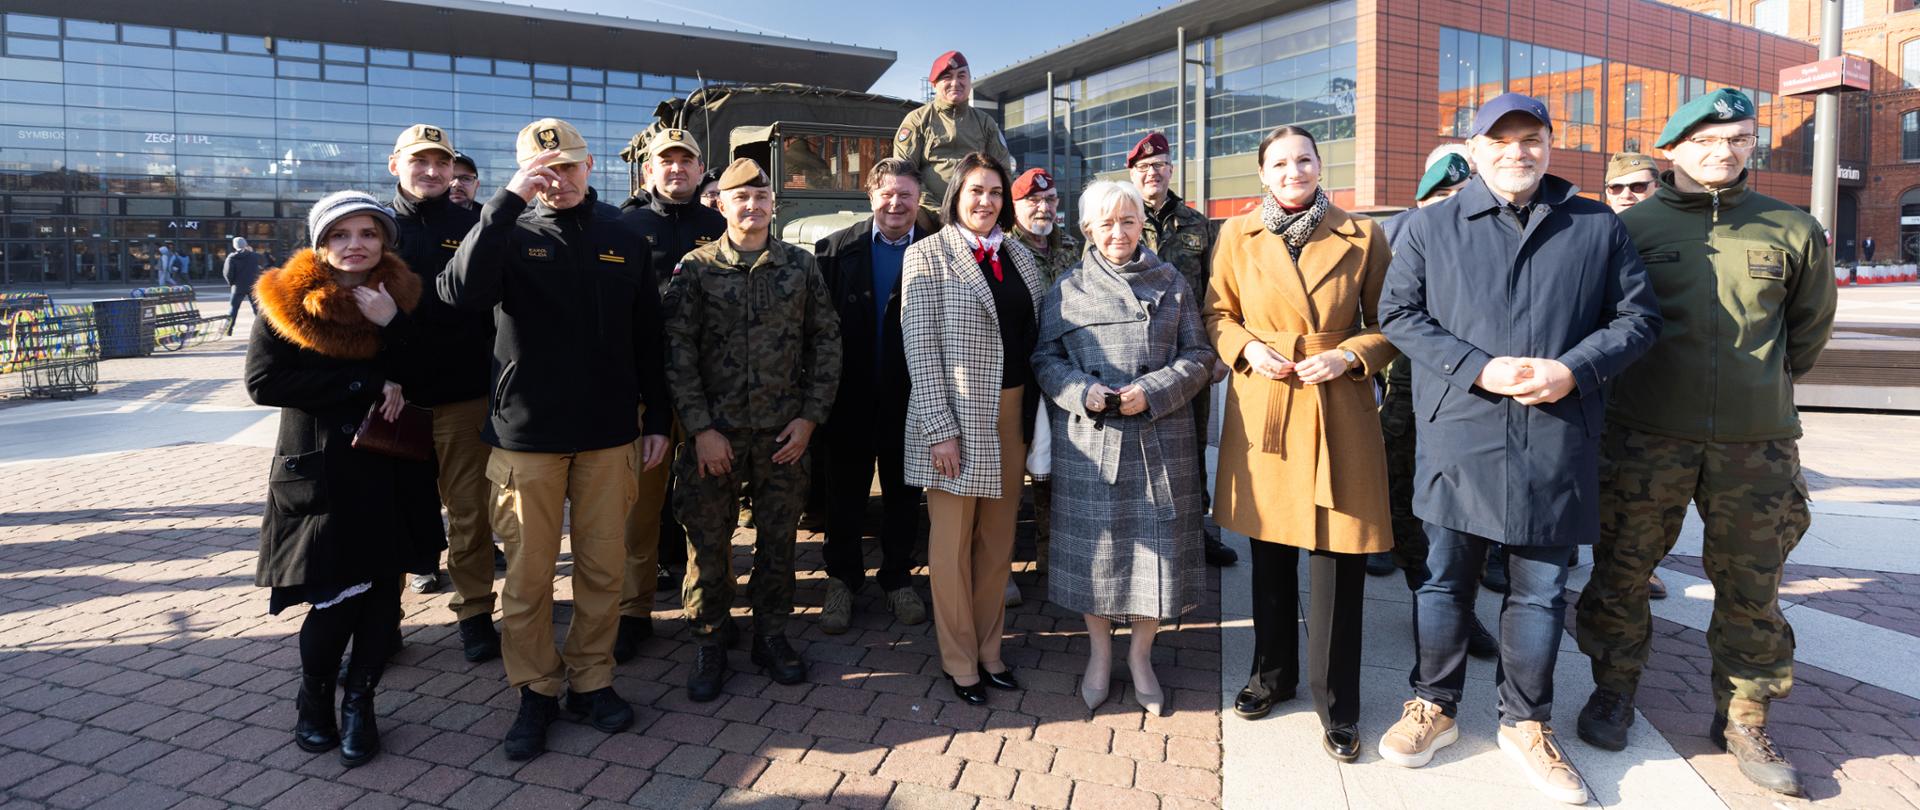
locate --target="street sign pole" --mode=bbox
[1811,0,1841,236]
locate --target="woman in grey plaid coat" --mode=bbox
[1032,180,1215,717]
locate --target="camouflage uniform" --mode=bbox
[1014,225,1081,571]
[1379,358,1425,574]
[1143,192,1217,516]
[664,236,842,638]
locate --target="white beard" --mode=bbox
[1025,220,1054,237]
[1487,167,1542,196]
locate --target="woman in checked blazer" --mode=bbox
[900,151,1046,706]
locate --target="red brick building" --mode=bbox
[978,0,1817,225]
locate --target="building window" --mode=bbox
[1753,0,1787,35]
[1623,81,1642,119]
[1904,111,1920,161]
[1844,0,1864,27]
[1907,40,1920,87]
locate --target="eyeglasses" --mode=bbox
[1130,160,1172,173]
[1685,134,1758,149]
[1605,181,1652,195]
[451,175,477,185]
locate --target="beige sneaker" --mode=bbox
[1498,721,1590,805]
[886,586,926,625]
[819,579,852,635]
[1378,698,1458,768]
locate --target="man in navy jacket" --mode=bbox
[1374,94,1659,805]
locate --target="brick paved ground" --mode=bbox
[0,371,1228,810]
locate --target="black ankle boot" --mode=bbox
[337,665,382,768]
[293,674,338,753]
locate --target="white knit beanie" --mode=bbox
[307,191,398,249]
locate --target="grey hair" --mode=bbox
[1076,180,1147,236]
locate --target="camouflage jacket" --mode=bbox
[664,235,843,434]
[1013,226,1081,284]
[1144,192,1214,301]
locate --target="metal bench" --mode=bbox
[132,285,231,352]
[1,296,98,400]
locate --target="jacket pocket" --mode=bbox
[269,451,328,515]
[1419,380,1452,422]
[491,361,517,418]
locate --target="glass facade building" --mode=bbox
[0,8,889,287]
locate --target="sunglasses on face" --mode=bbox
[1606,181,1652,195]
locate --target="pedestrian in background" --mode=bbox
[245,191,444,769]
[222,236,262,335]
[1032,179,1212,717]
[901,151,1044,706]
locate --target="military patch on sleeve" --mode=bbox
[897,126,912,143]
[1746,248,1786,280]
[672,262,683,276]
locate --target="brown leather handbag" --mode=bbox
[351,402,434,462]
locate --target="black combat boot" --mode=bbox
[564,686,635,733]
[613,615,653,664]
[293,674,339,753]
[751,634,807,685]
[504,687,559,761]
[457,614,500,663]
[688,643,729,702]
[337,665,382,768]
[1711,710,1802,796]
[1577,687,1634,751]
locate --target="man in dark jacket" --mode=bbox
[386,124,497,657]
[613,128,726,662]
[221,236,262,335]
[814,157,930,636]
[1376,94,1660,804]
[438,118,671,761]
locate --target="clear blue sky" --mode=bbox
[516,0,1174,98]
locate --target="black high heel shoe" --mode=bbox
[977,664,1020,691]
[946,674,987,706]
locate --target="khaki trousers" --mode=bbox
[488,444,637,696]
[621,407,677,618]
[434,398,498,621]
[927,386,1026,680]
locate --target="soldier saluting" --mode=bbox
[1575,89,1836,798]
[664,158,843,702]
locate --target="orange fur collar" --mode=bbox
[254,248,421,360]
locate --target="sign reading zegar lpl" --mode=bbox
[1779,55,1871,97]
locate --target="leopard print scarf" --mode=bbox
[1260,187,1329,263]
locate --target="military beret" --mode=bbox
[1126,132,1170,167]
[1011,168,1055,201]
[1604,152,1658,183]
[716,157,768,191]
[929,50,967,86]
[1416,152,1472,201]
[1655,88,1756,149]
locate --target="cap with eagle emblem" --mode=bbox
[1655,88,1756,149]
[649,128,701,160]
[392,123,455,158]
[515,117,589,166]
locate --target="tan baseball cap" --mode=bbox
[392,124,455,158]
[649,128,701,160]
[515,118,590,166]
[716,157,768,191]
[1605,152,1657,184]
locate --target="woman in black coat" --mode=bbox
[245,190,444,768]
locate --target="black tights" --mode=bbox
[299,577,401,679]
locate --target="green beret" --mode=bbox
[1416,153,1472,201]
[1655,88,1755,149]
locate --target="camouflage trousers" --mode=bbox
[1575,423,1810,724]
[1379,359,1425,575]
[675,430,810,638]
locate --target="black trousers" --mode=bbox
[298,576,402,679]
[1246,540,1366,727]
[822,427,921,592]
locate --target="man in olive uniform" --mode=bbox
[893,51,1013,214]
[1601,151,1658,215]
[1574,89,1835,797]
[665,158,842,702]
[1004,167,1078,605]
[386,124,496,659]
[1127,132,1235,567]
[439,118,672,761]
[614,128,728,663]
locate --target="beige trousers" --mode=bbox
[927,386,1026,680]
[433,397,497,621]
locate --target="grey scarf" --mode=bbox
[1260,187,1329,262]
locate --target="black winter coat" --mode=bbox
[245,248,445,601]
[815,217,927,441]
[438,187,670,452]
[390,187,491,406]
[620,187,726,297]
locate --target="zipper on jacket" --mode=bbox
[1710,190,1721,224]
[1704,196,1718,437]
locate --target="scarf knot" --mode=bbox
[963,227,1006,281]
[1260,188,1330,262]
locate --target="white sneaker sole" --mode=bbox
[1377,723,1457,768]
[1498,731,1591,805]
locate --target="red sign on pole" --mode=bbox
[1779,55,1872,96]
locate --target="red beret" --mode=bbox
[929,50,968,86]
[1126,132,1170,167]
[1011,168,1055,201]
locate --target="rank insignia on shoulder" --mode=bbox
[599,252,625,264]
[694,236,714,246]
[440,239,461,250]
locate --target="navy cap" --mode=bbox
[1471,93,1552,137]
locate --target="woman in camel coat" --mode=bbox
[1204,126,1397,762]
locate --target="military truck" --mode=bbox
[619,82,920,249]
